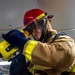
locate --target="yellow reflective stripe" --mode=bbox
[29,68,34,74]
[24,30,29,38]
[29,65,44,74]
[25,40,38,61]
[20,30,24,33]
[33,66,44,71]
[36,13,45,20]
[20,30,29,38]
[68,66,75,72]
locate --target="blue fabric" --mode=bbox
[10,54,32,75]
[2,30,28,50]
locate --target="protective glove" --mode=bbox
[10,54,32,75]
[2,30,28,50]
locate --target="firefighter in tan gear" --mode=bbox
[2,8,75,75]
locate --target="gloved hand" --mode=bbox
[2,30,28,50]
[9,54,32,75]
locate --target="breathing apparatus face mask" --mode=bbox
[26,18,47,41]
[23,18,47,40]
[30,18,47,33]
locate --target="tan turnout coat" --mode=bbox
[23,20,75,75]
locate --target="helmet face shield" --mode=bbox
[26,18,46,34]
[23,8,54,41]
[37,19,45,29]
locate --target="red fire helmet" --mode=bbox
[23,8,45,26]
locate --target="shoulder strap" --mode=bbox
[51,32,66,43]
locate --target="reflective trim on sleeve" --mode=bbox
[68,66,75,72]
[25,40,38,61]
[20,30,29,38]
[24,30,29,38]
[20,30,24,33]
[29,65,44,74]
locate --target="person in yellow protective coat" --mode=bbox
[0,29,29,60]
[2,8,75,75]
